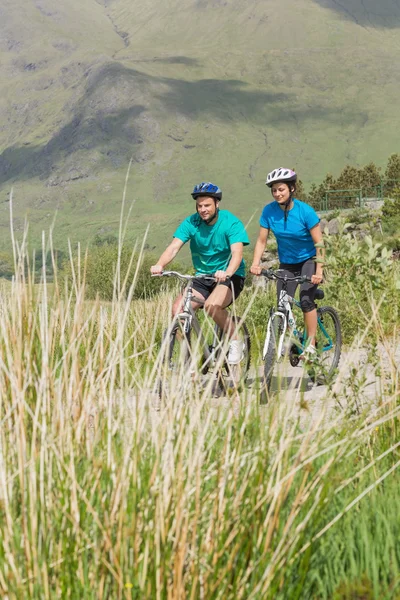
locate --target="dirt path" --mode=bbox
[206,341,399,426]
[136,340,398,434]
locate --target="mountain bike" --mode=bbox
[260,269,341,400]
[155,271,251,399]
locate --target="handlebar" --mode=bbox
[261,269,312,284]
[151,271,224,282]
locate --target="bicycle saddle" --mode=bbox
[315,289,325,300]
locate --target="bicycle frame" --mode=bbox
[261,269,335,360]
[262,288,298,360]
[165,275,224,369]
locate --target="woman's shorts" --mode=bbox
[277,258,317,313]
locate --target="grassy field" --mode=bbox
[0,221,399,598]
[1,0,400,252]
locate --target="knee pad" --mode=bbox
[300,298,316,313]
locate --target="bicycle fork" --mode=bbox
[263,311,287,360]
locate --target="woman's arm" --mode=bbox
[250,227,270,275]
[310,223,324,285]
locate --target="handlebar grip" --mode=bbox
[198,274,231,281]
[261,269,274,278]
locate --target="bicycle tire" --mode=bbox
[261,316,281,402]
[309,305,342,384]
[216,316,251,391]
[158,319,192,399]
[187,324,210,375]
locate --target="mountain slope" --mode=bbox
[0,0,399,250]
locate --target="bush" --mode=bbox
[382,187,400,218]
[342,207,373,226]
[323,232,399,342]
[64,245,185,301]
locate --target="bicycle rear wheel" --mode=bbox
[310,305,342,384]
[216,316,251,392]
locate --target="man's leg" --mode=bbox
[172,291,205,317]
[203,285,235,335]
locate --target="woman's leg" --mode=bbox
[303,310,317,345]
[276,265,299,307]
[299,259,318,346]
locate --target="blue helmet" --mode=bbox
[191,182,222,201]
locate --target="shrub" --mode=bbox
[323,231,399,341]
[381,187,400,219]
[64,245,184,301]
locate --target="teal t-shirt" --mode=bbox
[173,209,250,277]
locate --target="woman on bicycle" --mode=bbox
[250,167,324,357]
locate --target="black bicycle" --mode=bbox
[155,271,251,398]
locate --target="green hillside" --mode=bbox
[0,0,400,251]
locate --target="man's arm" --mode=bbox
[150,238,185,274]
[214,242,243,282]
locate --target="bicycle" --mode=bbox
[154,271,251,399]
[260,269,342,399]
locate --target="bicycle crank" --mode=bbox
[289,344,300,367]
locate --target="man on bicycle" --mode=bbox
[150,182,249,363]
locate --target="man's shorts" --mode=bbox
[192,274,245,306]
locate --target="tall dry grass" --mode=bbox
[0,198,399,598]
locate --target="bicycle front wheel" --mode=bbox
[262,316,281,401]
[311,305,342,384]
[158,319,193,399]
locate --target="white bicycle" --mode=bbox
[261,269,342,400]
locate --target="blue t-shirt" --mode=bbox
[173,209,249,277]
[260,199,319,264]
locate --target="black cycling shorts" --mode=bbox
[192,274,245,306]
[277,258,317,313]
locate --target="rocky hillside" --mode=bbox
[1,0,400,250]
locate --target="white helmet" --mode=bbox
[266,167,297,188]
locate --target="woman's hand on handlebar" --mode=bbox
[250,264,262,276]
[150,264,163,275]
[311,272,323,285]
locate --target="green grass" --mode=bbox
[0,222,399,597]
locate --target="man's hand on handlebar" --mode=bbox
[214,270,229,283]
[250,264,262,276]
[150,264,163,275]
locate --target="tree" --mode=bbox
[336,165,361,190]
[295,178,308,203]
[359,162,381,193]
[308,183,325,210]
[384,154,400,194]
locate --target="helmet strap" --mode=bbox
[283,187,295,221]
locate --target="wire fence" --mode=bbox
[316,179,400,212]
